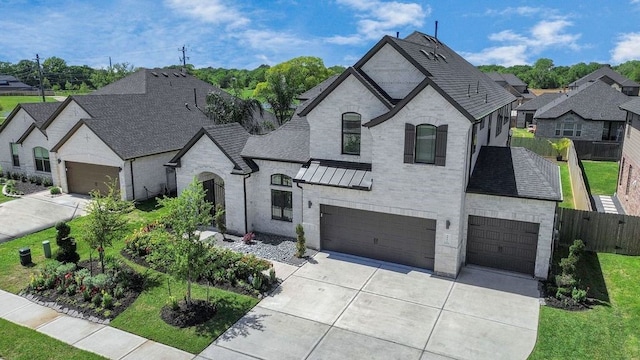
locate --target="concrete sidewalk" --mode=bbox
[0,191,89,243]
[0,290,194,360]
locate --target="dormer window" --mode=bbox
[342,113,361,155]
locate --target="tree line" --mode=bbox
[478,58,640,89]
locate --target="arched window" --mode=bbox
[415,124,437,164]
[271,174,292,221]
[33,147,51,172]
[342,112,361,155]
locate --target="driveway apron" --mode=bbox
[200,252,540,360]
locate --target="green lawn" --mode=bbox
[558,163,574,209]
[581,160,619,196]
[530,253,640,359]
[0,199,259,354]
[0,192,14,204]
[511,127,535,138]
[0,318,106,360]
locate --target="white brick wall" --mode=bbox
[45,101,90,147]
[246,159,302,237]
[0,109,37,173]
[464,193,556,279]
[360,43,426,99]
[302,85,472,278]
[129,151,178,201]
[174,135,246,235]
[20,126,49,176]
[309,75,388,163]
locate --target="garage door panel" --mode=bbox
[467,215,538,275]
[321,205,435,270]
[66,161,120,196]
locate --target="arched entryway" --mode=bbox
[197,172,225,216]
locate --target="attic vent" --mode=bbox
[173,72,180,77]
[180,73,186,77]
[420,49,432,59]
[161,72,169,77]
[151,72,158,77]
[423,35,435,43]
[430,52,438,60]
[436,53,447,62]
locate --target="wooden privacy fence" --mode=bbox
[567,141,592,211]
[557,207,640,255]
[510,137,556,157]
[572,140,621,161]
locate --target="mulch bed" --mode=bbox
[14,180,49,195]
[540,281,591,311]
[22,260,144,322]
[160,299,217,328]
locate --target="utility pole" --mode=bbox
[35,54,45,102]
[179,45,189,69]
[109,56,112,72]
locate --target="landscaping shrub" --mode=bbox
[295,224,306,258]
[43,177,54,187]
[124,221,166,257]
[54,221,80,263]
[553,239,587,306]
[49,186,61,195]
[214,204,226,237]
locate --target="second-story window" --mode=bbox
[342,112,361,155]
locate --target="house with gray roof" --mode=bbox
[0,68,272,200]
[514,92,563,128]
[171,31,560,280]
[534,80,629,142]
[487,72,535,107]
[617,97,640,216]
[0,75,37,93]
[568,65,640,96]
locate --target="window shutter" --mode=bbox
[404,123,416,163]
[435,124,448,166]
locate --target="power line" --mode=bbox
[34,54,45,102]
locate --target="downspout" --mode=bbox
[130,158,136,201]
[243,173,251,234]
[296,182,304,223]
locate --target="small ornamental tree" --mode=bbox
[214,204,226,239]
[54,221,79,263]
[295,224,306,258]
[82,178,133,274]
[151,177,213,306]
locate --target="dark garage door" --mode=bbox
[320,205,436,269]
[467,215,539,275]
[66,161,120,196]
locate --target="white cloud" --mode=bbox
[327,0,428,44]
[463,17,581,65]
[485,6,551,17]
[611,32,640,63]
[164,0,249,29]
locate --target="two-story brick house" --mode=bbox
[172,31,561,279]
[618,98,640,216]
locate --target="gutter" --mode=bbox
[130,158,136,200]
[296,182,304,223]
[243,173,251,234]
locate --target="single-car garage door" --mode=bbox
[467,215,539,275]
[320,205,436,269]
[66,161,120,196]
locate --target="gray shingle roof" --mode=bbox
[0,74,35,91]
[241,113,310,163]
[516,93,563,111]
[620,97,640,115]
[534,80,629,121]
[384,32,516,120]
[467,146,562,201]
[569,66,640,88]
[19,102,62,128]
[202,123,256,174]
[487,72,527,87]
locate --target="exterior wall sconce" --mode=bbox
[446,220,451,229]
[57,158,62,164]
[308,200,312,208]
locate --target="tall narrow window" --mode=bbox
[271,174,292,222]
[10,143,19,167]
[415,124,437,164]
[33,147,51,172]
[626,165,633,195]
[342,113,361,155]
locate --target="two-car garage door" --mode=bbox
[320,205,436,269]
[466,215,539,275]
[66,161,120,196]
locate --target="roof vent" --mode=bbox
[181,73,186,77]
[173,72,180,77]
[420,49,432,59]
[161,72,168,77]
[430,52,438,61]
[437,53,447,62]
[151,71,158,77]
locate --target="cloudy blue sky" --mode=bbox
[2,0,640,70]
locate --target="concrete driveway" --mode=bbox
[0,191,89,243]
[199,252,540,360]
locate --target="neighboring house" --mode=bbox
[534,80,629,142]
[515,92,563,128]
[0,75,37,93]
[618,98,640,216]
[487,72,535,106]
[568,65,640,96]
[0,68,271,201]
[171,31,561,279]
